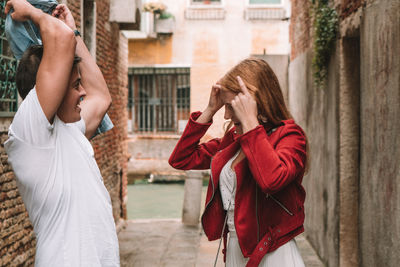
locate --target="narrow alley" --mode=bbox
[118,219,324,267]
[1,0,399,266]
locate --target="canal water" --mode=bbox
[127,180,208,219]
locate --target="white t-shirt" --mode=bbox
[5,89,120,267]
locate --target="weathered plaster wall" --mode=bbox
[290,0,400,266]
[288,49,340,267]
[128,38,173,64]
[359,0,400,266]
[253,54,289,104]
[127,136,184,181]
[127,1,291,180]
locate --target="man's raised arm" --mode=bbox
[5,0,77,123]
[52,4,112,139]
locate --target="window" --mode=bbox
[0,0,18,116]
[249,0,282,5]
[128,67,190,134]
[191,0,222,5]
[244,0,286,20]
[185,0,225,20]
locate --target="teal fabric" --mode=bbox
[5,0,114,138]
[92,113,114,139]
[5,0,58,60]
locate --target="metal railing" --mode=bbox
[0,0,18,117]
[128,66,190,134]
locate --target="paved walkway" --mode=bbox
[118,219,324,267]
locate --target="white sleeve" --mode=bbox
[10,88,55,147]
[70,118,86,135]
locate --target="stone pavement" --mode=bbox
[118,219,325,267]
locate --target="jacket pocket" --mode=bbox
[266,194,294,216]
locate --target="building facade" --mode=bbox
[126,0,292,180]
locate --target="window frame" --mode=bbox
[128,65,191,135]
[187,0,225,9]
[245,0,284,9]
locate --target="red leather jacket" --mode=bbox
[169,112,307,267]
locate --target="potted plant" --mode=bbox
[143,2,166,15]
[143,2,175,34]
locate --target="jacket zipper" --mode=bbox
[255,185,260,242]
[203,157,215,212]
[266,194,294,216]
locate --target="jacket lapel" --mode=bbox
[210,140,241,190]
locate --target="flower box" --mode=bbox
[154,17,175,34]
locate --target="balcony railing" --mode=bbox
[0,0,18,117]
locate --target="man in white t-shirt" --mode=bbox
[4,1,120,266]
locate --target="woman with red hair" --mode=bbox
[169,58,307,267]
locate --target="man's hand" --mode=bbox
[4,0,37,21]
[56,3,111,139]
[52,4,76,30]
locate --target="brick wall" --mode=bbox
[0,0,128,265]
[0,131,36,266]
[290,0,366,61]
[340,0,364,19]
[289,0,313,60]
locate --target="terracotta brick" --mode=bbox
[289,0,313,60]
[340,0,364,18]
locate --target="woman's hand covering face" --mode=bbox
[231,76,259,133]
[207,84,224,114]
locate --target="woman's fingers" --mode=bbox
[207,84,223,113]
[212,84,221,91]
[231,93,247,107]
[212,84,221,89]
[231,95,243,113]
[211,84,220,97]
[236,76,251,96]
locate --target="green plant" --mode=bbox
[311,0,338,87]
[159,11,174,20]
[142,2,174,20]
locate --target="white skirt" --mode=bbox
[226,232,305,267]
